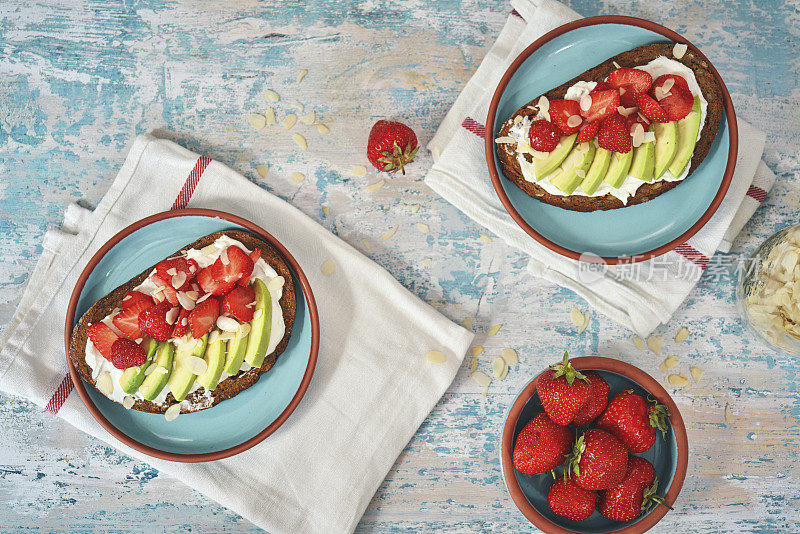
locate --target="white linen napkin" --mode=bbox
[425,0,776,337]
[0,134,473,534]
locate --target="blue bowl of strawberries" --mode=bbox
[500,354,688,534]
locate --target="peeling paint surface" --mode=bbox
[1,0,799,532]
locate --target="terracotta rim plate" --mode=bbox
[500,357,689,534]
[64,209,320,463]
[485,16,738,264]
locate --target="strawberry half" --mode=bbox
[599,457,667,521]
[571,371,610,426]
[548,477,597,521]
[597,114,631,153]
[576,120,600,143]
[112,300,152,340]
[152,274,180,306]
[197,246,254,296]
[138,300,175,341]
[651,74,690,97]
[580,89,620,123]
[512,412,573,475]
[109,338,147,369]
[567,429,629,490]
[222,285,256,323]
[657,83,694,121]
[597,390,669,453]
[154,257,198,290]
[624,113,651,134]
[87,322,120,361]
[548,99,583,135]
[635,93,669,123]
[527,119,561,152]
[121,290,153,310]
[618,85,640,108]
[607,67,653,93]
[536,352,591,425]
[189,297,221,338]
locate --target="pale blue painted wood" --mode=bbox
[0,0,798,532]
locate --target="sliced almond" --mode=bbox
[264,89,280,102]
[247,113,266,129]
[185,355,207,375]
[237,323,251,338]
[502,348,519,366]
[154,366,169,375]
[208,330,220,345]
[300,111,316,125]
[578,311,591,334]
[416,223,430,235]
[361,239,369,249]
[724,403,734,423]
[470,357,478,373]
[488,324,502,336]
[365,180,384,192]
[218,331,236,341]
[282,113,297,130]
[575,168,586,179]
[264,108,276,126]
[171,271,187,289]
[668,374,689,387]
[145,362,157,375]
[184,290,199,301]
[470,345,484,357]
[471,370,491,387]
[420,258,432,268]
[96,372,113,396]
[380,225,399,241]
[647,335,663,354]
[122,395,135,410]
[661,77,675,92]
[672,43,688,59]
[494,136,516,144]
[618,106,637,117]
[567,115,582,128]
[165,306,179,325]
[291,172,305,183]
[411,204,420,213]
[322,205,330,215]
[660,356,679,371]
[426,350,447,364]
[296,69,308,83]
[316,123,330,134]
[633,336,643,350]
[351,165,367,177]
[492,357,507,379]
[612,61,621,69]
[256,164,270,178]
[217,316,240,332]
[176,291,195,311]
[619,86,627,95]
[321,259,336,275]
[674,327,690,343]
[461,317,473,330]
[267,276,285,291]
[579,94,592,111]
[164,403,181,421]
[570,306,584,327]
[479,234,493,243]
[689,366,703,383]
[536,95,549,113]
[513,115,523,124]
[642,131,656,144]
[293,134,307,150]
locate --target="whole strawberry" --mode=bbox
[597,390,669,453]
[599,456,667,521]
[548,476,596,521]
[536,352,590,425]
[109,338,147,369]
[512,412,573,475]
[571,371,610,426]
[567,429,628,490]
[367,120,418,174]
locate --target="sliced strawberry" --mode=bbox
[112,300,152,340]
[607,67,652,93]
[580,90,620,123]
[548,99,583,135]
[249,249,262,263]
[121,290,153,310]
[172,307,190,338]
[138,300,175,341]
[527,119,561,152]
[223,285,256,322]
[154,257,197,290]
[576,120,600,143]
[152,274,180,305]
[597,114,631,153]
[197,266,237,296]
[624,113,651,134]
[197,246,255,296]
[618,85,639,109]
[87,322,120,361]
[651,74,690,96]
[636,93,669,123]
[591,81,614,93]
[657,83,694,121]
[109,338,147,369]
[189,297,221,338]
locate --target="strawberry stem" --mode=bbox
[641,477,673,513]
[377,141,418,175]
[648,401,670,439]
[563,434,586,478]
[549,351,588,386]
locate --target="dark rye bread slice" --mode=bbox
[497,43,723,211]
[69,230,296,414]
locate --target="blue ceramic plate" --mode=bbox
[67,210,318,461]
[487,17,736,262]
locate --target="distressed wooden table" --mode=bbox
[1,1,798,532]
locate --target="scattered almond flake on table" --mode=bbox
[724,403,734,423]
[411,204,420,213]
[350,165,367,177]
[264,107,276,126]
[431,144,442,162]
[660,356,679,372]
[322,205,330,215]
[365,180,384,192]
[471,370,491,388]
[488,324,502,336]
[479,234,493,244]
[416,223,430,235]
[256,164,269,178]
[380,225,398,241]
[481,385,489,396]
[492,357,507,379]
[247,113,266,130]
[647,335,663,354]
[426,350,447,364]
[296,69,308,83]
[301,111,316,125]
[668,374,689,387]
[461,317,472,330]
[321,259,336,276]
[282,113,297,129]
[164,404,181,422]
[690,366,703,383]
[264,89,280,102]
[316,123,330,134]
[293,133,307,150]
[633,336,643,350]
[470,357,478,373]
[502,348,519,366]
[570,307,585,327]
[291,172,305,183]
[420,257,432,268]
[361,239,370,250]
[675,327,690,343]
[470,345,484,357]
[578,311,591,334]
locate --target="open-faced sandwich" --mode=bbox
[69,231,296,418]
[495,43,723,211]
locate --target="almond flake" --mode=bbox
[570,307,585,327]
[724,403,734,423]
[612,61,621,69]
[134,338,143,344]
[293,134,307,150]
[165,306,179,325]
[470,357,478,373]
[488,324,502,336]
[145,363,157,375]
[471,345,484,357]
[247,113,266,129]
[501,348,519,366]
[300,111,316,125]
[186,355,207,375]
[253,308,263,321]
[365,180,384,192]
[264,108,276,126]
[196,292,213,304]
[351,165,367,177]
[660,356,679,371]
[420,257,432,267]
[492,357,507,379]
[513,115,523,124]
[461,317,473,330]
[291,172,305,183]
[675,327,690,343]
[322,205,330,215]
[471,370,491,387]
[184,291,199,301]
[296,69,308,83]
[567,115,582,128]
[166,267,177,276]
[264,89,280,102]
[415,223,430,235]
[578,311,592,334]
[482,384,489,396]
[316,123,330,134]
[633,336,643,350]
[494,136,516,144]
[690,366,703,383]
[618,106,637,117]
[661,77,675,92]
[426,350,447,364]
[237,323,251,338]
[164,403,181,421]
[575,168,586,179]
[361,239,370,249]
[673,43,688,59]
[321,259,336,276]
[220,247,230,265]
[154,366,168,375]
[217,316,240,332]
[218,331,236,341]
[267,276,285,291]
[208,330,220,345]
[642,131,656,144]
[282,113,297,130]
[96,372,113,396]
[411,204,420,213]
[647,335,663,354]
[668,374,689,387]
[171,271,187,289]
[579,94,592,111]
[380,226,398,241]
[619,86,627,95]
[256,164,270,178]
[122,396,135,410]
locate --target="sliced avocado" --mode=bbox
[550,141,596,195]
[580,143,612,195]
[167,334,208,402]
[120,338,158,394]
[668,96,702,178]
[244,278,273,369]
[197,331,227,392]
[223,332,249,375]
[138,342,175,401]
[629,127,656,182]
[532,133,577,180]
[653,120,678,180]
[604,150,634,188]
